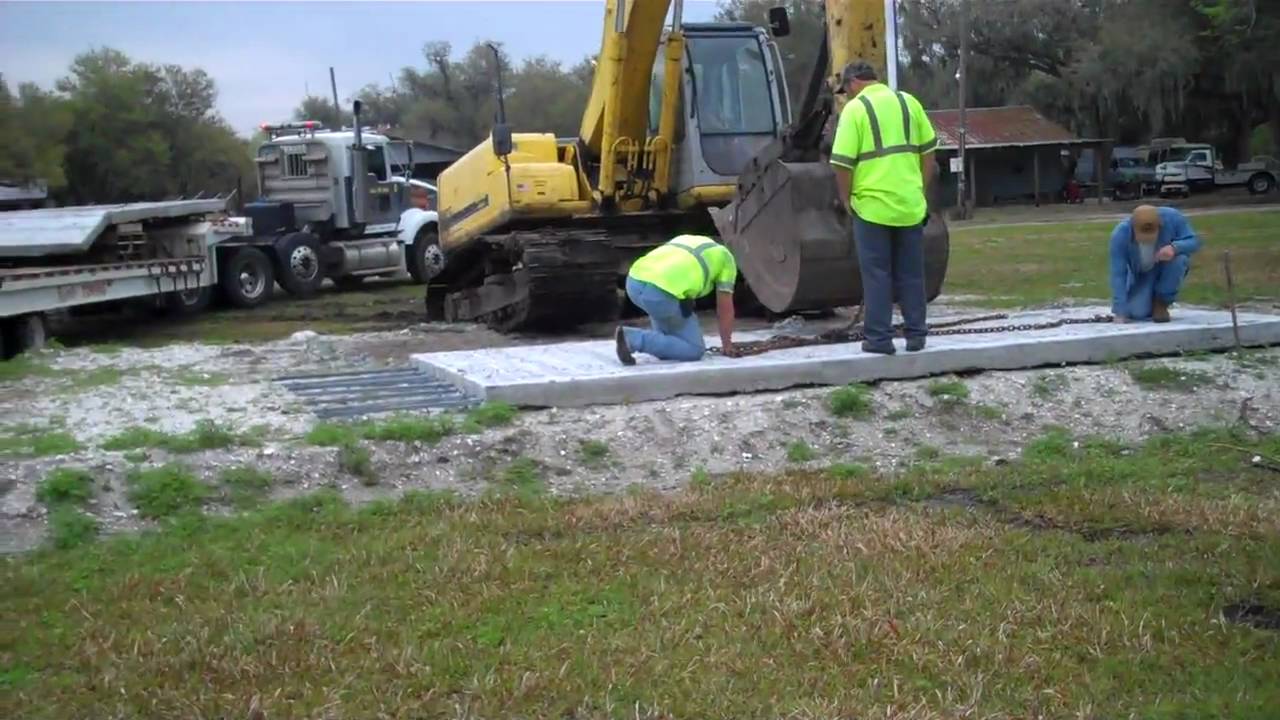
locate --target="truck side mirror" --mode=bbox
[492,123,513,157]
[767,7,791,37]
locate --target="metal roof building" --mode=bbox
[923,106,1110,208]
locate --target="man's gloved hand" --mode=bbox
[1155,245,1175,262]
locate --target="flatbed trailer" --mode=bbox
[0,198,249,358]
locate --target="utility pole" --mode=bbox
[329,67,342,128]
[956,0,970,219]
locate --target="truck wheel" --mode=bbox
[1247,173,1275,195]
[219,247,274,309]
[275,232,324,298]
[161,286,213,317]
[406,226,444,284]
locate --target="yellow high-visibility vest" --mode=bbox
[628,235,737,300]
[830,83,937,227]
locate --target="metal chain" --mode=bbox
[710,312,1115,357]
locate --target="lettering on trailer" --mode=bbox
[56,280,112,302]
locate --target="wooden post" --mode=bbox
[1224,251,1243,351]
[969,152,978,208]
[1033,149,1041,206]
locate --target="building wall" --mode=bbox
[932,146,1072,208]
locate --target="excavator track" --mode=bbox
[443,229,620,333]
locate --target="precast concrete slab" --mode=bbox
[411,307,1280,408]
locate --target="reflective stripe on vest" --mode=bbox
[669,240,720,297]
[839,91,935,166]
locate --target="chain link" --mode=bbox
[710,312,1115,357]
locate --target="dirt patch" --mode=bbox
[1223,602,1280,631]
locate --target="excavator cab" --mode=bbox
[650,24,792,210]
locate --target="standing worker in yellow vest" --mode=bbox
[614,235,740,364]
[830,60,938,355]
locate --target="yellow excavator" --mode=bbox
[431,0,949,331]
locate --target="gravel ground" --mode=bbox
[3,310,1278,554]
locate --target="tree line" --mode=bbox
[3,0,1274,205]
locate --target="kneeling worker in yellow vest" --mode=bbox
[615,235,740,364]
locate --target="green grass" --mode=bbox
[45,507,99,550]
[827,462,870,480]
[578,439,611,467]
[690,466,712,489]
[218,466,274,509]
[101,420,253,454]
[125,465,210,519]
[0,355,56,383]
[0,427,81,458]
[304,422,360,447]
[337,443,377,484]
[885,407,912,421]
[927,378,970,402]
[6,427,1278,717]
[463,402,518,431]
[947,210,1280,307]
[1127,364,1216,391]
[35,468,95,508]
[785,440,816,463]
[306,413,459,447]
[827,383,873,418]
[498,457,544,495]
[122,450,148,464]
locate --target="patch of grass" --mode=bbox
[1226,349,1278,370]
[499,457,544,494]
[304,422,360,447]
[102,420,251,454]
[690,466,712,489]
[578,439,611,467]
[828,383,873,418]
[1031,372,1069,399]
[0,355,56,383]
[1127,364,1216,391]
[337,444,377,484]
[972,402,1005,420]
[45,507,99,550]
[172,370,231,387]
[885,407,912,421]
[122,450,148,464]
[785,440,816,463]
[0,427,81,458]
[219,466,274,509]
[361,414,455,444]
[35,468,95,508]
[827,462,870,480]
[463,402,518,430]
[914,445,942,461]
[61,367,126,392]
[86,343,126,355]
[126,465,209,519]
[926,378,970,402]
[5,427,1280,716]
[947,210,1280,307]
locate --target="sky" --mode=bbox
[0,0,721,136]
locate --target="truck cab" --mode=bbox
[242,116,441,299]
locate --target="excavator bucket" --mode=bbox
[713,159,950,314]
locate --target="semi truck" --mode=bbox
[0,109,443,357]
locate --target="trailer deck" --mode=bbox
[0,198,229,257]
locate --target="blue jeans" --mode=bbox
[1123,254,1189,320]
[622,277,705,361]
[852,214,926,348]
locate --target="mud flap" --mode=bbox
[713,160,950,314]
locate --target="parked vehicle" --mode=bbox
[1153,142,1278,197]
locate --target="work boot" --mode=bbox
[906,337,926,352]
[1152,298,1171,324]
[614,326,635,366]
[861,340,896,356]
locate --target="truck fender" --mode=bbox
[398,208,439,246]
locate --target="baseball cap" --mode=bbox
[837,60,878,92]
[1131,205,1161,243]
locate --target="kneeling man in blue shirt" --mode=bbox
[1109,205,1201,323]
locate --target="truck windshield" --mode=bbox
[686,33,777,176]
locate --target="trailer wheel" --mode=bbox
[275,232,324,298]
[1247,173,1275,195]
[406,226,444,284]
[219,247,274,309]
